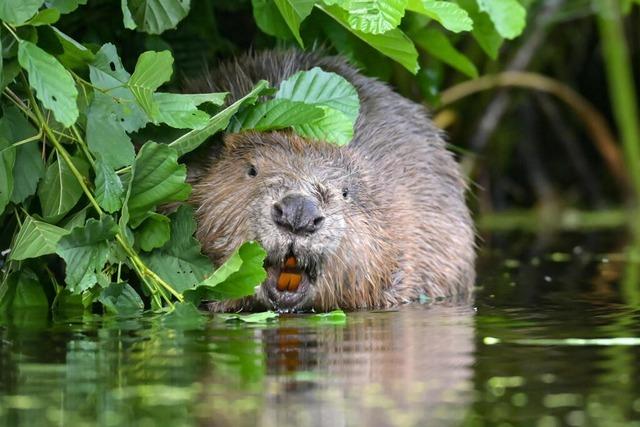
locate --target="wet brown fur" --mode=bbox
[187,50,476,312]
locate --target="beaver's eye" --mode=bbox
[342,188,349,199]
[247,165,258,177]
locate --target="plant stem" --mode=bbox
[597,0,640,233]
[23,76,183,306]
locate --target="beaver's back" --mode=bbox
[195,50,475,300]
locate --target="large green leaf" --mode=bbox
[89,44,148,132]
[219,311,279,323]
[343,0,407,34]
[24,8,60,26]
[252,0,295,40]
[10,215,69,261]
[407,0,472,33]
[86,93,137,170]
[11,142,44,204]
[319,4,418,73]
[122,0,191,34]
[17,41,78,127]
[86,44,146,169]
[456,0,502,58]
[3,106,44,204]
[128,50,174,120]
[94,157,124,213]
[169,80,271,157]
[273,0,315,46]
[56,216,118,293]
[38,155,88,221]
[411,27,478,78]
[184,241,267,302]
[0,0,44,25]
[0,270,48,311]
[124,141,190,226]
[98,282,144,314]
[293,106,355,146]
[0,135,15,215]
[143,206,213,292]
[153,92,227,129]
[230,99,324,132]
[43,27,95,70]
[476,0,526,39]
[135,212,170,251]
[49,0,87,14]
[276,67,360,119]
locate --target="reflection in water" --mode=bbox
[0,305,475,427]
[3,232,640,426]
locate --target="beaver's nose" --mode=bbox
[272,194,325,235]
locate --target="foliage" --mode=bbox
[0,0,528,316]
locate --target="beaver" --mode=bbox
[187,50,475,312]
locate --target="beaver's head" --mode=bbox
[191,131,395,312]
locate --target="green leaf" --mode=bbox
[153,92,227,129]
[411,27,478,77]
[89,44,148,131]
[293,106,354,145]
[319,3,419,73]
[11,142,44,204]
[61,207,88,231]
[124,141,191,226]
[252,0,295,40]
[143,206,213,292]
[184,241,267,302]
[344,0,407,34]
[456,0,502,58]
[98,282,144,314]
[49,0,87,14]
[0,135,15,215]
[86,94,137,170]
[45,27,95,70]
[10,215,69,261]
[407,0,472,33]
[18,41,78,127]
[273,0,315,46]
[1,60,20,92]
[13,270,48,309]
[169,80,271,157]
[162,301,206,329]
[136,212,170,251]
[86,45,146,169]
[0,270,48,310]
[2,107,44,204]
[123,0,191,34]
[38,155,89,221]
[276,67,360,119]
[56,216,118,293]
[273,66,360,144]
[94,157,124,213]
[0,0,44,25]
[219,311,279,323]
[128,50,174,120]
[230,99,324,132]
[24,8,60,26]
[476,0,526,39]
[309,310,347,325]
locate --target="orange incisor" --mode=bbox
[277,256,302,292]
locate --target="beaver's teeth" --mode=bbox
[284,256,297,269]
[287,273,301,292]
[276,272,301,292]
[277,273,290,291]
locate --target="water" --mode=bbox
[1,233,640,426]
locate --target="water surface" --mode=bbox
[1,232,640,426]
